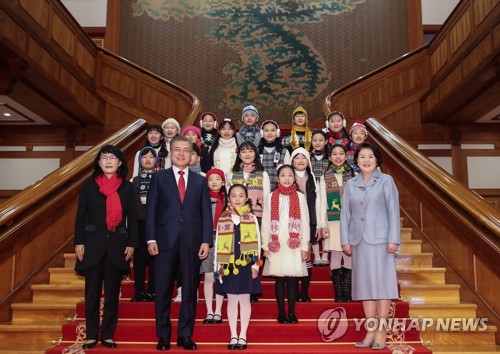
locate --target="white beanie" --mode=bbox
[161,118,181,133]
[241,104,259,122]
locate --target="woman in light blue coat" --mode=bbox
[340,142,400,350]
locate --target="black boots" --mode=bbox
[342,267,352,302]
[330,268,352,302]
[330,268,344,302]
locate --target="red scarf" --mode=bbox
[269,183,301,252]
[95,174,123,232]
[209,189,226,229]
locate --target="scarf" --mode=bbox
[135,169,154,197]
[189,163,202,174]
[324,164,355,221]
[239,125,260,142]
[209,190,226,230]
[269,183,301,252]
[95,174,123,232]
[326,129,350,147]
[215,204,259,278]
[290,125,312,150]
[231,170,265,218]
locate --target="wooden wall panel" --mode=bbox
[76,41,95,78]
[462,34,493,78]
[392,174,422,227]
[0,256,14,303]
[438,64,462,98]
[0,9,27,48]
[448,9,471,55]
[51,13,75,57]
[13,204,76,288]
[60,66,85,100]
[27,38,59,81]
[101,64,136,99]
[84,91,101,118]
[348,84,384,118]
[475,256,499,314]
[19,0,49,30]
[389,62,425,98]
[473,0,498,25]
[430,39,448,75]
[141,85,176,118]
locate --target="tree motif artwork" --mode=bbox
[131,0,365,110]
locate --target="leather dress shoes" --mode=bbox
[237,338,247,350]
[288,314,299,324]
[227,337,239,350]
[277,313,288,324]
[156,338,170,351]
[82,340,97,349]
[101,339,117,348]
[177,336,198,350]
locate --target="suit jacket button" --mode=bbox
[361,187,366,191]
[361,217,364,221]
[106,234,110,237]
[179,219,184,224]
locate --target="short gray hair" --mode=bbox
[170,134,193,152]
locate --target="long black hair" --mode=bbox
[93,145,128,179]
[146,124,168,160]
[209,119,237,165]
[232,141,264,172]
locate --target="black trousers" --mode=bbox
[84,251,123,340]
[154,237,201,340]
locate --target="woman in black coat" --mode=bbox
[74,145,138,349]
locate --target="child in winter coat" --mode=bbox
[236,104,261,147]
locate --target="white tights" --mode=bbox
[329,251,352,270]
[204,272,224,316]
[227,294,251,340]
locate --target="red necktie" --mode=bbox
[178,171,186,203]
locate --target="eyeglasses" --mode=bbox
[100,155,118,161]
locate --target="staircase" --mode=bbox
[0,218,497,353]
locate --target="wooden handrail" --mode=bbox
[321,46,428,119]
[0,119,147,230]
[366,118,500,237]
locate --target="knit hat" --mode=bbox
[138,146,158,166]
[206,168,226,183]
[182,125,202,139]
[161,118,181,133]
[199,112,218,129]
[349,120,368,137]
[291,147,312,169]
[241,104,259,122]
[292,106,308,123]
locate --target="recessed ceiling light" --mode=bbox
[3,113,11,116]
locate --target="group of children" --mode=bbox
[130,104,369,349]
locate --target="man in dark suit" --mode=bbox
[146,135,212,351]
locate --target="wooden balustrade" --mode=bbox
[0,0,201,134]
[321,0,499,128]
[366,118,499,325]
[0,119,147,321]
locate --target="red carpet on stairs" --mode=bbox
[46,267,431,353]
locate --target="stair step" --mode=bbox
[11,303,76,324]
[397,267,446,285]
[31,284,84,303]
[48,267,82,284]
[63,253,76,269]
[429,344,500,353]
[400,240,422,253]
[420,324,497,345]
[0,343,50,354]
[410,303,477,318]
[0,324,61,345]
[401,227,412,240]
[396,252,434,268]
[400,284,461,304]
